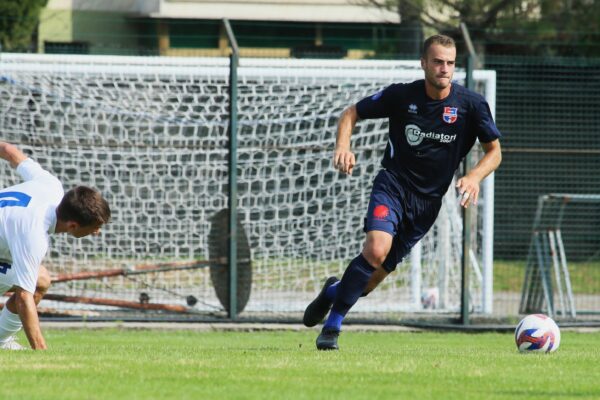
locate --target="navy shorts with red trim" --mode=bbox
[363,169,442,272]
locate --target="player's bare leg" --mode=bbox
[0,265,51,350]
[361,230,393,291]
[363,267,390,295]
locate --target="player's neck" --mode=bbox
[425,82,451,100]
[54,219,67,234]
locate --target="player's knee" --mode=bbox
[36,267,52,293]
[362,244,389,268]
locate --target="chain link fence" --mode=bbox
[1,17,599,325]
[487,55,600,323]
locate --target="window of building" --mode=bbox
[44,41,90,54]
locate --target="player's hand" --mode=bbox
[333,148,356,175]
[456,175,480,209]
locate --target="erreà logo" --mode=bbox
[405,124,457,146]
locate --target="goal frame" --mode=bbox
[0,53,497,318]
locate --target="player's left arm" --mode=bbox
[14,287,47,350]
[456,139,502,208]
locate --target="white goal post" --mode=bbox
[0,53,496,318]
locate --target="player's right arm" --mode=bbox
[334,105,359,175]
[335,85,396,175]
[14,287,47,350]
[0,142,27,169]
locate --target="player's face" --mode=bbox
[70,223,103,238]
[421,44,456,90]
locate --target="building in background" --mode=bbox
[39,0,403,58]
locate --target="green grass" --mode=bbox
[494,260,600,293]
[1,328,600,399]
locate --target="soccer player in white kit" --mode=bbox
[0,142,111,350]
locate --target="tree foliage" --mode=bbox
[0,0,49,51]
[362,0,600,56]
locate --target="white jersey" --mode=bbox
[0,159,63,293]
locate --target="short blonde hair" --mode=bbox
[422,35,456,57]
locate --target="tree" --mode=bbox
[360,0,600,57]
[362,1,520,42]
[0,0,49,52]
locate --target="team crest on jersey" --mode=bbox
[443,107,458,124]
[408,104,418,114]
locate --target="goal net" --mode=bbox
[0,54,496,320]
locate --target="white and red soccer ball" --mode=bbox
[515,314,561,353]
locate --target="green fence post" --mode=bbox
[459,23,478,326]
[223,18,239,320]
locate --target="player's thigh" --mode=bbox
[381,195,442,272]
[395,196,442,257]
[362,171,404,266]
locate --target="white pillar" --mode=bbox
[438,205,450,310]
[410,242,422,309]
[482,173,494,314]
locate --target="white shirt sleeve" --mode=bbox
[16,158,58,184]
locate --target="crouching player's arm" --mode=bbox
[13,287,47,350]
[0,141,27,168]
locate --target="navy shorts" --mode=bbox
[363,169,442,272]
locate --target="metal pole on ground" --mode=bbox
[223,18,239,319]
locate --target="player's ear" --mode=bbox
[66,221,80,232]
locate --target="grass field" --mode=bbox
[1,328,600,400]
[494,260,600,293]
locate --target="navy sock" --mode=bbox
[323,254,375,331]
[325,281,340,301]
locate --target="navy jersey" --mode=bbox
[356,80,501,198]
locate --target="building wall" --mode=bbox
[38,1,404,58]
[39,8,142,54]
[38,8,73,51]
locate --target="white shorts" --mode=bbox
[0,260,33,295]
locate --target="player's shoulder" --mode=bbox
[453,84,490,116]
[453,83,486,104]
[17,159,61,187]
[382,80,423,100]
[389,79,423,92]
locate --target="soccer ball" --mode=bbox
[515,314,561,353]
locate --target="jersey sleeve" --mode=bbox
[16,159,62,190]
[470,97,502,143]
[356,84,400,119]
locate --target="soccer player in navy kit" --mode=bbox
[303,34,502,350]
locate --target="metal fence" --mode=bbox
[1,25,599,325]
[488,55,600,324]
